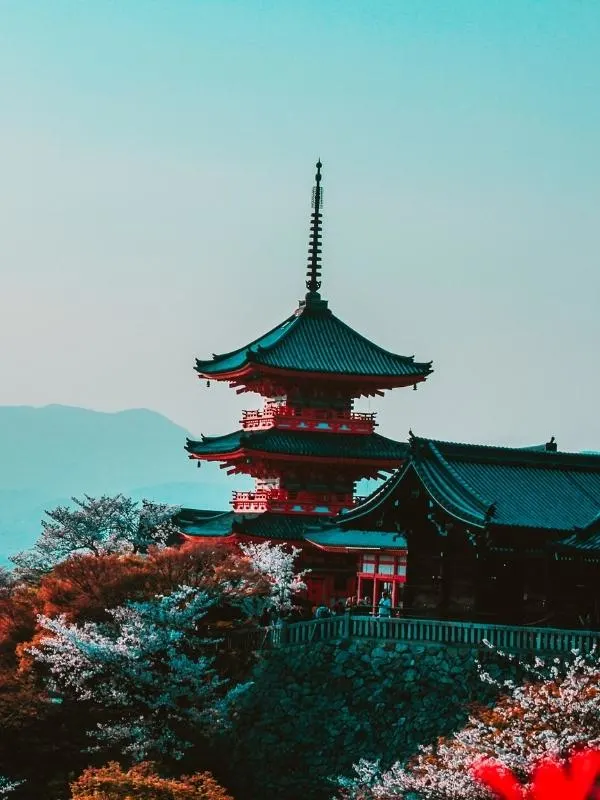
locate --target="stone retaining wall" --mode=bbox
[219,636,521,800]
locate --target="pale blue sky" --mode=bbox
[1,1,599,450]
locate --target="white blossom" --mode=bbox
[338,649,600,800]
[239,540,307,614]
[0,777,23,796]
[29,586,247,759]
[11,494,180,580]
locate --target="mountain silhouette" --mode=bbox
[0,405,235,564]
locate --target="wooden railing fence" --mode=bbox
[221,614,600,656]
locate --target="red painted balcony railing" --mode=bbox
[241,405,376,434]
[231,488,359,516]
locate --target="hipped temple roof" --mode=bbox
[175,508,407,550]
[343,436,600,535]
[186,428,409,462]
[176,509,325,540]
[195,303,432,381]
[305,529,407,550]
[555,512,600,554]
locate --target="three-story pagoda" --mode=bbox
[178,161,432,606]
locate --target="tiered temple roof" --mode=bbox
[195,160,431,395]
[176,508,326,541]
[195,304,432,387]
[342,435,600,547]
[178,434,600,558]
[186,429,408,464]
[304,529,408,551]
[181,160,431,551]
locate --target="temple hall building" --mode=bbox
[176,162,600,627]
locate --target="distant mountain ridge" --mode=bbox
[0,405,234,564]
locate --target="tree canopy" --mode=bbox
[11,495,180,581]
[0,495,308,798]
[338,651,600,800]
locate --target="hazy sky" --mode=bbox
[1,1,599,450]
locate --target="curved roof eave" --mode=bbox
[410,439,491,527]
[338,440,490,529]
[195,313,298,374]
[336,462,411,525]
[186,430,408,463]
[195,303,433,380]
[413,460,488,528]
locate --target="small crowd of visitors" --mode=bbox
[255,591,396,627]
[313,591,393,619]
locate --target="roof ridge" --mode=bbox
[336,462,411,524]
[311,308,433,367]
[196,313,296,366]
[191,429,406,444]
[414,435,600,466]
[580,509,600,533]
[247,314,301,357]
[191,430,242,443]
[426,441,493,513]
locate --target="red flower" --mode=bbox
[472,749,600,800]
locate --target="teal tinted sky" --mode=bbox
[1,1,599,449]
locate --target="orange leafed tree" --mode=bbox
[15,540,269,672]
[70,761,234,800]
[34,552,152,623]
[32,540,269,625]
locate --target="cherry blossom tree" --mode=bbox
[0,541,269,796]
[239,540,306,615]
[29,586,249,760]
[338,650,600,800]
[11,495,180,581]
[0,778,22,797]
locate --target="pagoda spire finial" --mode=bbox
[305,159,323,299]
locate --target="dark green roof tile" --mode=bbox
[346,437,600,533]
[418,439,600,531]
[177,508,409,547]
[196,304,432,380]
[175,509,235,536]
[176,509,324,541]
[305,529,407,549]
[186,429,409,462]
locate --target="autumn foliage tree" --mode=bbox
[28,539,270,624]
[30,586,251,760]
[0,584,38,665]
[9,539,270,670]
[70,761,234,800]
[0,494,308,798]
